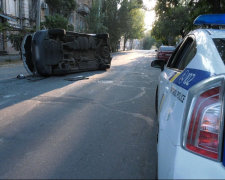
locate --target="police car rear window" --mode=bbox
[213,39,225,62]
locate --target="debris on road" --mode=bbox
[26,76,46,82]
[64,76,89,82]
[17,74,26,79]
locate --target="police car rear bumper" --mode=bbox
[158,133,225,179]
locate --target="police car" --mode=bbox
[151,14,225,179]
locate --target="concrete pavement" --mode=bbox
[0,50,160,179]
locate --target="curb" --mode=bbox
[0,55,21,62]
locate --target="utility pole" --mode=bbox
[36,0,41,31]
[19,0,23,29]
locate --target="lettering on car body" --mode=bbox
[178,70,196,86]
[170,86,186,103]
[173,68,211,90]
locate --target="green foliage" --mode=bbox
[0,21,32,51]
[45,0,77,17]
[42,14,68,30]
[152,0,190,45]
[187,0,225,30]
[68,24,74,31]
[85,0,107,33]
[121,0,145,50]
[8,33,24,51]
[143,31,156,50]
[128,8,145,40]
[8,30,33,51]
[118,0,145,50]
[152,2,191,45]
[102,0,121,52]
[152,0,225,45]
[0,22,11,32]
[85,0,144,51]
[44,0,76,31]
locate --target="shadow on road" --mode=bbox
[0,50,160,179]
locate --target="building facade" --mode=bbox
[0,0,48,54]
[0,0,94,54]
[69,0,93,32]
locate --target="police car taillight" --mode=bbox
[185,87,223,160]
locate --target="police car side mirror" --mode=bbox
[151,60,165,71]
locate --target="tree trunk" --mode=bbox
[130,39,134,50]
[123,35,127,51]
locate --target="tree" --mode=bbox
[0,22,10,32]
[151,0,225,45]
[187,0,225,29]
[188,0,223,14]
[42,14,69,30]
[102,0,121,52]
[85,0,107,33]
[152,0,191,45]
[118,0,145,50]
[45,0,77,17]
[85,0,145,52]
[126,9,145,47]
[143,31,156,50]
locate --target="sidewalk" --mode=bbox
[0,62,28,82]
[0,54,21,62]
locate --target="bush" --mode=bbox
[68,24,74,31]
[42,14,68,30]
[8,30,32,51]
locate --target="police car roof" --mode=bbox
[191,29,225,39]
[193,14,225,38]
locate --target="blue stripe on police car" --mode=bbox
[173,68,211,90]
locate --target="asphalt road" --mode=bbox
[0,50,160,179]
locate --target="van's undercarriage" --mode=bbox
[21,29,112,76]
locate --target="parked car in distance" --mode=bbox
[151,14,225,179]
[156,46,175,62]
